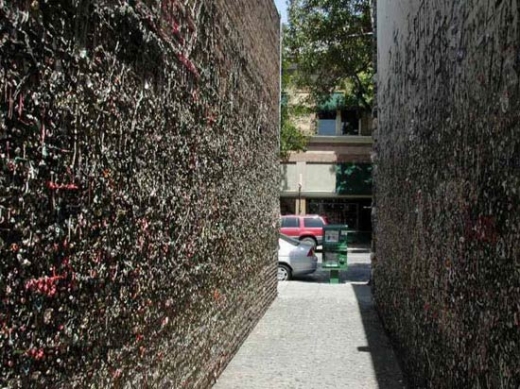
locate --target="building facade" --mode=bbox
[280,92,373,244]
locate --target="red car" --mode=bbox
[280,215,328,247]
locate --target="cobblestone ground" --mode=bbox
[212,253,406,389]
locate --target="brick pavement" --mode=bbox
[212,254,406,389]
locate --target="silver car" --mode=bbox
[278,234,318,281]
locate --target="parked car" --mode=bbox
[278,234,318,281]
[280,214,328,247]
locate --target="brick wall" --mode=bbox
[0,1,280,388]
[375,1,520,387]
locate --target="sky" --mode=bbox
[274,0,288,24]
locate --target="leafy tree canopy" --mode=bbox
[280,64,309,157]
[286,0,373,110]
[280,25,310,158]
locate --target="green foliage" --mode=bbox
[280,90,309,157]
[280,111,308,158]
[286,0,373,110]
[340,68,374,108]
[280,29,310,158]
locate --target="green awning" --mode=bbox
[317,92,346,112]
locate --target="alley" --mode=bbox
[212,254,406,389]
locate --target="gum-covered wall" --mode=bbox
[375,1,520,387]
[0,1,280,387]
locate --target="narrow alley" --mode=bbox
[213,254,406,389]
[2,1,519,387]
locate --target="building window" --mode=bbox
[307,198,373,236]
[316,110,337,136]
[341,109,360,135]
[280,198,297,215]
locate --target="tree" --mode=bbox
[280,98,309,158]
[286,0,373,110]
[280,27,310,158]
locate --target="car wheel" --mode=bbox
[277,264,292,281]
[301,237,317,248]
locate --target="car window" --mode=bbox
[303,218,324,228]
[281,217,299,228]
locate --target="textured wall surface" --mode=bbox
[376,1,520,388]
[0,1,280,388]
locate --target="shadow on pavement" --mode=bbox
[352,284,408,389]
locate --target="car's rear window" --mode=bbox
[279,234,300,246]
[303,217,324,228]
[281,217,299,228]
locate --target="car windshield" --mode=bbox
[279,234,300,246]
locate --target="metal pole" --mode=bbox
[298,184,301,214]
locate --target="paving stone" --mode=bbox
[213,254,406,389]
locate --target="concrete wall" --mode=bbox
[305,163,336,193]
[281,160,373,197]
[280,163,299,192]
[0,1,280,388]
[375,1,520,387]
[280,161,338,194]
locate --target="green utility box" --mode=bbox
[322,225,349,283]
